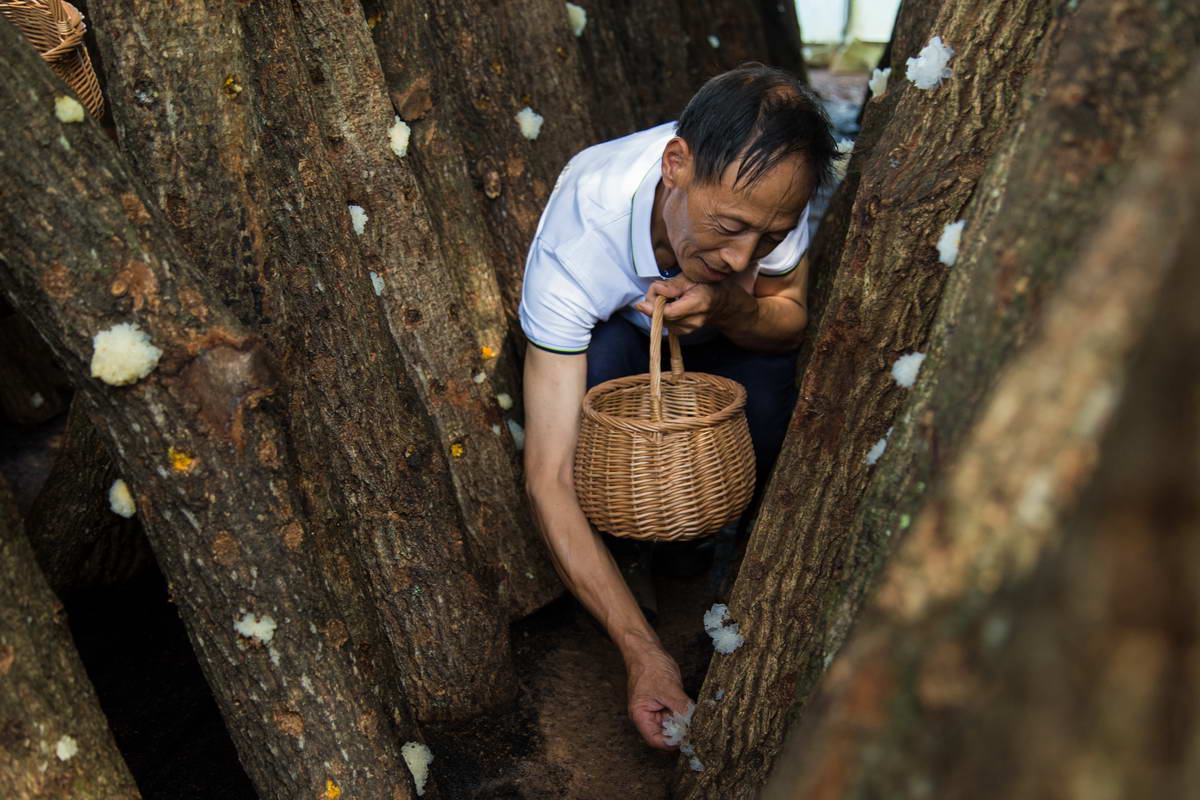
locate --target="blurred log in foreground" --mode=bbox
[764,58,1200,800]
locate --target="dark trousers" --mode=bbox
[585,314,800,511]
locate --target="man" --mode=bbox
[520,65,840,749]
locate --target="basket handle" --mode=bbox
[648,295,684,423]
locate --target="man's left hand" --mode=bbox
[633,275,750,335]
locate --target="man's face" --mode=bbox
[658,139,814,283]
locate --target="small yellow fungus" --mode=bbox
[223,75,243,97]
[366,13,380,28]
[323,779,342,799]
[480,345,496,360]
[54,94,85,123]
[168,446,196,473]
[450,443,464,458]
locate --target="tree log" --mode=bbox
[0,23,429,797]
[764,60,1200,798]
[678,1,1057,795]
[287,0,561,619]
[25,399,153,594]
[89,0,516,720]
[0,475,141,798]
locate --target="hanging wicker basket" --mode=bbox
[574,296,756,541]
[1,0,104,119]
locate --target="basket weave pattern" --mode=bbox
[1,0,104,118]
[574,296,756,541]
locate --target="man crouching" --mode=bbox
[520,64,840,749]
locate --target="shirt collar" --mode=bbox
[631,148,667,278]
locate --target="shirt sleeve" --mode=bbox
[518,241,596,353]
[756,202,812,276]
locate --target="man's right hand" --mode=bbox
[626,647,694,750]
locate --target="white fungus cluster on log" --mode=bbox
[869,67,891,99]
[937,220,965,265]
[661,702,695,746]
[55,735,78,761]
[496,392,513,410]
[891,352,926,388]
[90,322,162,386]
[401,741,434,796]
[704,603,745,653]
[54,94,84,123]
[707,35,721,49]
[370,271,385,296]
[565,2,587,37]
[234,612,277,644]
[388,115,411,158]
[348,204,368,235]
[515,107,544,140]
[506,419,525,449]
[108,478,136,517]
[865,426,894,466]
[906,36,954,90]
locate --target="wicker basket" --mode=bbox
[1,0,104,119]
[574,296,756,541]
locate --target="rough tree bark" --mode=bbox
[25,400,153,594]
[677,0,1059,795]
[764,63,1200,796]
[88,0,517,721]
[0,475,141,798]
[0,24,429,797]
[683,0,1200,795]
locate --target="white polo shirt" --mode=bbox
[518,122,811,354]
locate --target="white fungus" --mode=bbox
[703,603,730,632]
[55,735,78,761]
[491,424,502,436]
[710,625,745,654]
[906,36,954,90]
[703,603,745,654]
[868,67,891,99]
[565,2,587,36]
[937,220,965,266]
[370,271,385,296]
[90,322,162,386]
[661,702,695,746]
[401,741,434,796]
[388,116,411,158]
[832,138,854,182]
[54,95,85,123]
[234,612,277,644]
[348,204,368,235]
[689,756,705,772]
[496,392,513,410]
[707,35,720,49]
[891,352,926,389]
[108,479,136,518]
[507,419,525,450]
[473,371,487,384]
[514,107,544,140]
[865,436,888,466]
[30,392,45,409]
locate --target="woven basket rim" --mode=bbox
[580,370,747,434]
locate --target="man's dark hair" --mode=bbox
[675,64,843,191]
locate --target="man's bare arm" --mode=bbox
[522,346,692,748]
